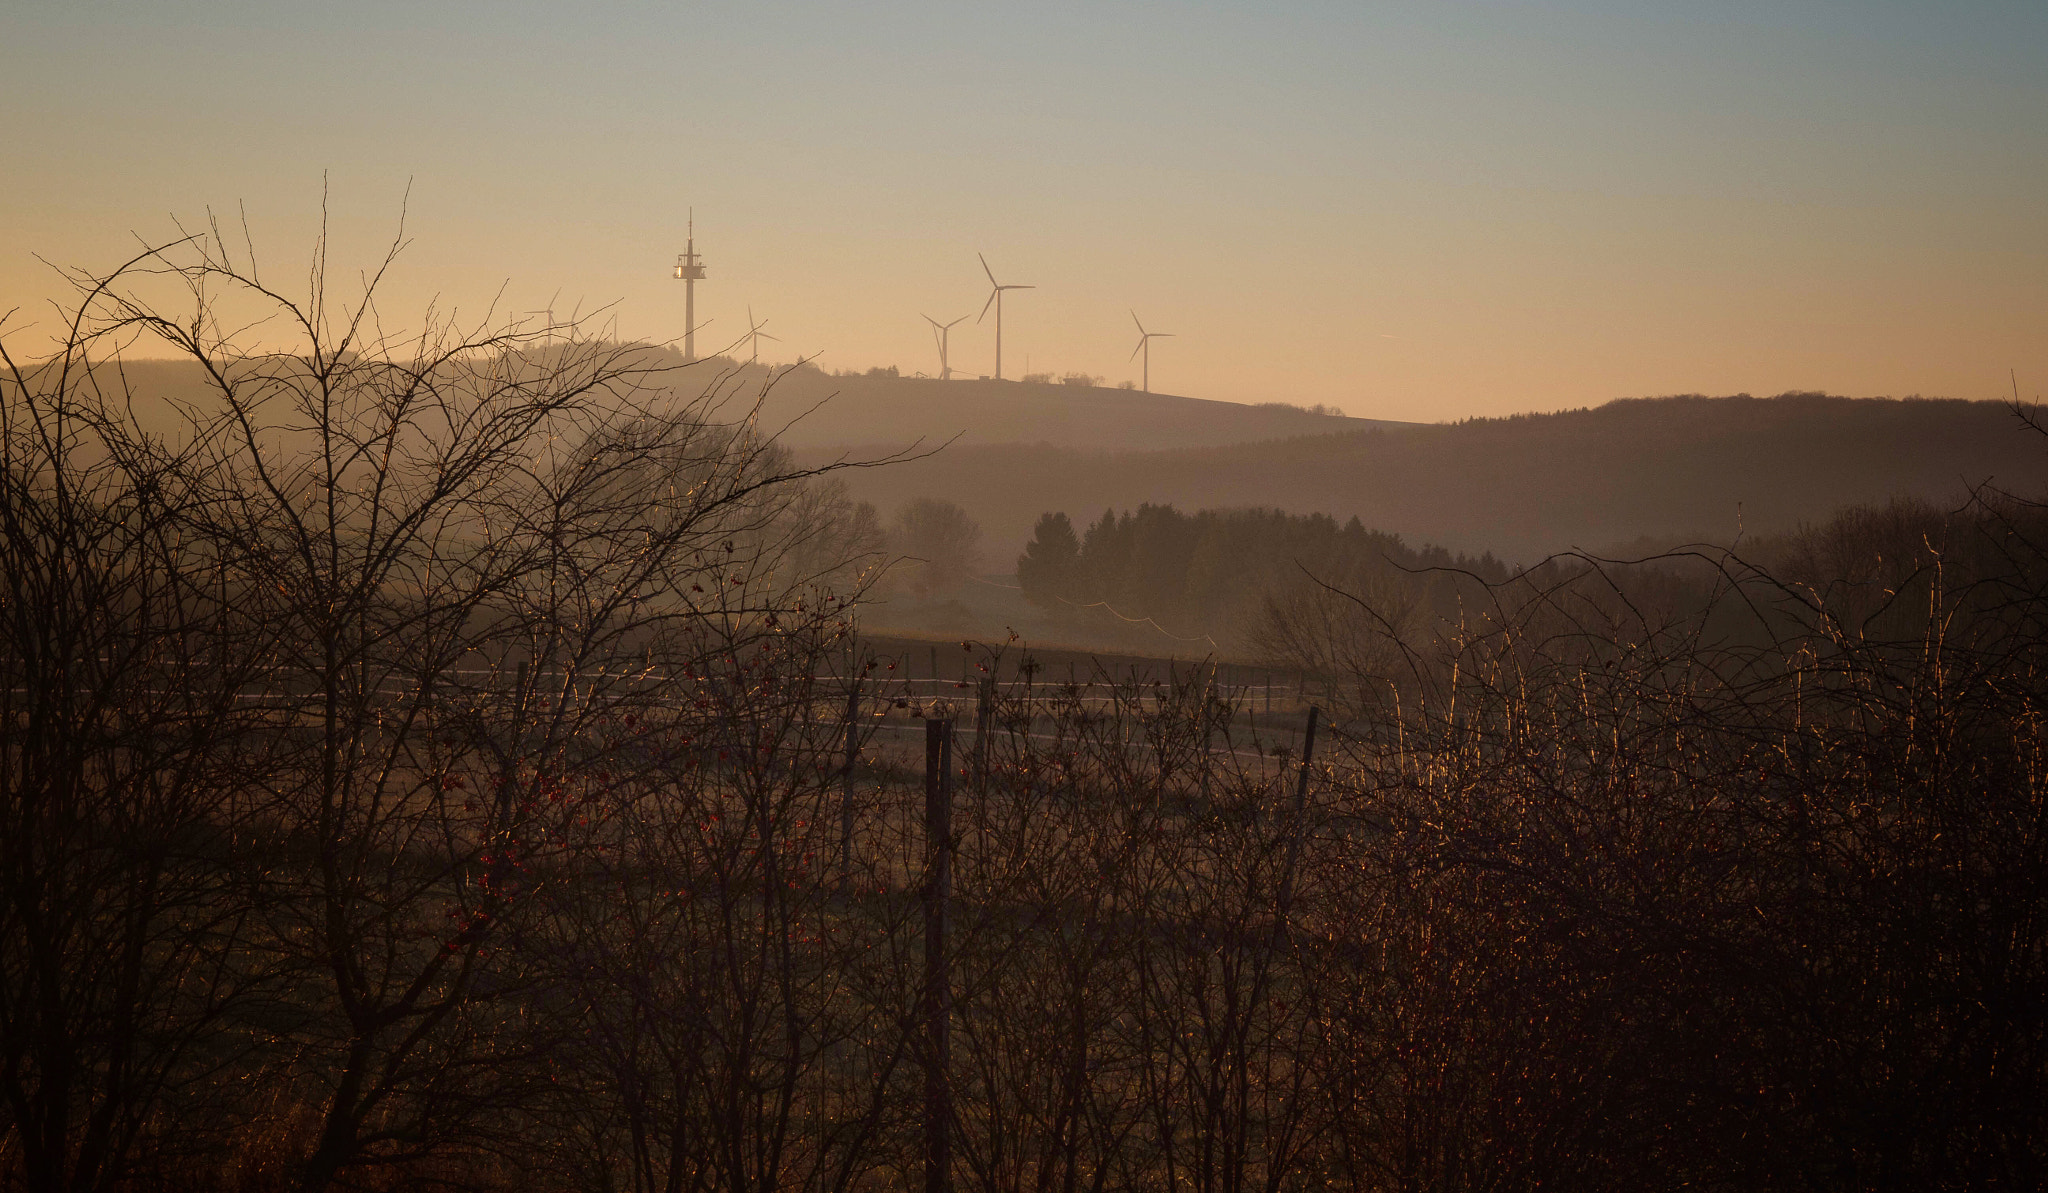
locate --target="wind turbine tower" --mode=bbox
[977,253,1034,381]
[672,209,708,362]
[1130,311,1174,394]
[742,306,780,365]
[924,313,968,380]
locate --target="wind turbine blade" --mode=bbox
[979,253,998,287]
[924,314,941,330]
[1132,310,1146,335]
[979,288,997,322]
[1130,339,1145,361]
[1007,284,1035,290]
[1157,332,1175,338]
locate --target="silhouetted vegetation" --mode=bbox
[886,498,983,598]
[1015,503,1508,651]
[1253,400,1347,417]
[5,234,2045,1192]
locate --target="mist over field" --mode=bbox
[7,1,2048,1190]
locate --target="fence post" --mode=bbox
[924,717,955,1193]
[840,680,860,893]
[973,676,992,798]
[1198,667,1214,820]
[1279,705,1319,917]
[502,659,530,825]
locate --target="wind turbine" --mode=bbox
[742,305,780,365]
[923,313,968,380]
[976,253,1034,381]
[1130,311,1174,394]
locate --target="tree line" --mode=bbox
[1015,503,1509,651]
[3,229,2044,1192]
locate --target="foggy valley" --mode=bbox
[5,2,2047,1191]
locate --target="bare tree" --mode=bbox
[0,255,285,1192]
[889,499,983,599]
[29,218,897,1191]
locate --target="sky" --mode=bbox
[4,0,2046,422]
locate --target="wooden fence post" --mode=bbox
[973,677,992,798]
[1198,667,1215,820]
[1279,705,1319,918]
[924,717,954,1193]
[840,680,860,893]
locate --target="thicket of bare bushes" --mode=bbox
[4,229,2044,1192]
[0,229,890,1192]
[1298,492,2048,1189]
[885,498,982,599]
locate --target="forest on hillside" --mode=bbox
[812,392,2042,564]
[1014,503,1510,652]
[4,235,2046,1193]
[1004,492,2048,687]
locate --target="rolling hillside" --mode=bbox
[705,359,1409,450]
[805,394,2047,566]
[45,356,2042,569]
[78,351,1409,453]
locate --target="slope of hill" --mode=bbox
[715,361,1408,450]
[75,352,1409,453]
[804,394,2047,566]
[46,357,2040,571]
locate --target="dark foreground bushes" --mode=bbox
[3,231,2044,1192]
[1311,502,2048,1190]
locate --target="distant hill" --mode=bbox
[802,394,2047,567]
[724,361,1408,451]
[76,351,1408,453]
[50,357,2043,571]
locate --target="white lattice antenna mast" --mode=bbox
[673,208,708,362]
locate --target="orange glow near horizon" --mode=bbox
[4,2,2044,422]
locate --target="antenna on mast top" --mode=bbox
[673,208,708,362]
